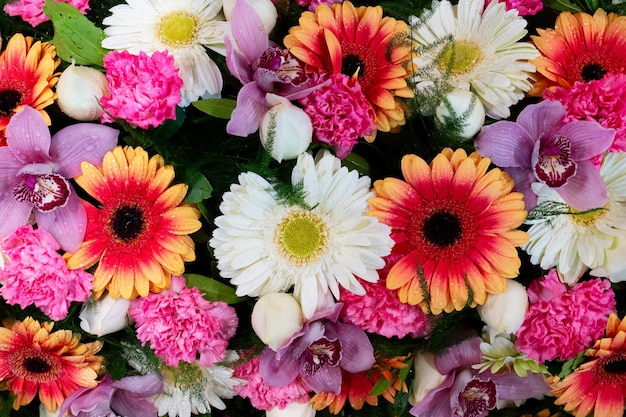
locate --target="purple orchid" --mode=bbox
[0,106,118,252]
[225,0,312,137]
[59,374,163,417]
[475,100,614,211]
[410,337,549,417]
[259,303,375,394]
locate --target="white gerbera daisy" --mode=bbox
[209,151,394,318]
[523,152,626,284]
[409,0,539,119]
[101,0,229,106]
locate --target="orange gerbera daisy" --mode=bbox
[0,33,59,145]
[530,8,626,96]
[551,314,626,417]
[66,146,202,299]
[283,1,414,132]
[368,148,529,315]
[0,317,102,412]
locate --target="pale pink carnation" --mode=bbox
[233,354,310,410]
[101,50,183,129]
[339,277,431,339]
[0,225,93,320]
[4,0,89,27]
[544,73,626,166]
[300,73,375,159]
[515,269,616,363]
[129,276,238,367]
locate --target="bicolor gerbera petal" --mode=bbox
[368,148,528,315]
[65,146,201,299]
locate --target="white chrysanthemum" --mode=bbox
[101,0,229,106]
[409,0,539,119]
[209,151,394,318]
[523,152,626,284]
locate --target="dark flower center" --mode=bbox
[23,357,52,374]
[581,63,607,82]
[604,357,626,374]
[111,205,145,241]
[342,54,365,79]
[303,337,342,376]
[457,379,497,417]
[0,89,22,117]
[592,352,626,385]
[422,210,462,247]
[534,134,576,187]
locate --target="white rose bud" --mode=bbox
[223,0,278,34]
[409,351,447,406]
[251,293,304,351]
[79,294,131,337]
[56,61,109,121]
[477,280,529,335]
[266,401,316,417]
[435,89,486,139]
[260,93,312,162]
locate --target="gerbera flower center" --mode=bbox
[275,210,329,265]
[340,42,376,90]
[457,379,497,417]
[10,348,60,383]
[581,63,607,82]
[439,40,482,75]
[422,210,463,247]
[592,352,626,384]
[303,337,342,375]
[13,173,71,212]
[0,89,22,117]
[156,12,198,47]
[534,135,576,187]
[110,204,146,242]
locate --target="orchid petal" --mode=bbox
[226,83,268,137]
[112,390,160,417]
[506,167,538,210]
[325,322,374,373]
[557,121,615,160]
[5,106,51,163]
[111,374,163,396]
[516,100,564,141]
[556,160,608,211]
[434,337,482,375]
[62,379,114,416]
[488,371,550,401]
[0,194,32,240]
[35,190,87,252]
[475,122,534,168]
[225,37,253,85]
[302,365,342,394]
[50,124,119,179]
[259,346,301,387]
[0,149,22,190]
[230,0,268,64]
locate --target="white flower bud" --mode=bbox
[266,401,316,417]
[56,61,109,121]
[477,280,529,335]
[79,294,131,337]
[251,293,304,350]
[435,89,486,139]
[409,351,447,406]
[223,0,278,34]
[260,93,312,162]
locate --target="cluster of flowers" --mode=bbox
[1,0,626,416]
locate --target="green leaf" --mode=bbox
[43,0,108,66]
[183,273,246,304]
[543,0,583,12]
[183,171,213,203]
[370,375,394,397]
[342,152,370,176]
[192,98,237,120]
[584,0,599,10]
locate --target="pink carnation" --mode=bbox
[294,0,342,12]
[0,225,93,320]
[515,269,616,363]
[129,276,238,367]
[544,73,626,166]
[488,0,543,15]
[101,50,183,129]
[3,0,89,27]
[233,354,310,411]
[300,73,375,159]
[339,277,431,339]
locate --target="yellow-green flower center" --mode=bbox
[156,12,198,47]
[439,40,482,75]
[163,361,203,389]
[276,210,329,266]
[570,205,608,226]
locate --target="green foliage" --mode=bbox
[192,98,237,120]
[184,273,246,304]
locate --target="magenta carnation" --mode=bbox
[101,50,183,129]
[339,277,431,339]
[0,225,93,320]
[233,354,310,411]
[515,269,616,363]
[295,0,343,11]
[4,0,89,27]
[544,73,626,166]
[300,73,375,159]
[486,0,543,16]
[129,276,238,367]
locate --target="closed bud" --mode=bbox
[260,94,312,162]
[251,293,304,350]
[56,61,109,121]
[223,0,278,34]
[79,294,131,337]
[266,401,316,417]
[477,280,529,335]
[435,89,486,140]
